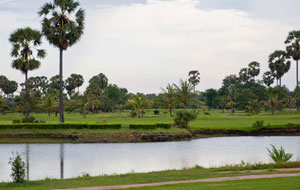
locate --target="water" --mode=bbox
[0,136,299,182]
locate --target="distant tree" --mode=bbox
[236,89,256,110]
[285,96,296,114]
[263,71,275,87]
[205,88,218,108]
[49,75,63,91]
[246,99,261,115]
[128,95,151,118]
[28,76,49,95]
[269,50,291,87]
[285,30,300,111]
[65,74,84,97]
[1,80,18,98]
[0,75,8,96]
[239,68,250,83]
[160,84,177,116]
[39,0,85,122]
[227,86,238,113]
[248,61,260,82]
[261,97,279,115]
[86,73,108,97]
[174,79,194,110]
[9,27,46,117]
[188,70,200,92]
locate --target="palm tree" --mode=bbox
[174,79,194,110]
[261,97,279,115]
[39,0,85,122]
[269,50,291,87]
[285,96,296,115]
[285,31,300,111]
[227,86,237,113]
[188,70,200,92]
[239,68,250,83]
[128,95,152,118]
[246,99,261,115]
[263,71,275,87]
[248,61,260,82]
[9,27,46,117]
[160,84,177,116]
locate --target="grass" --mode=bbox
[116,177,300,190]
[1,162,299,190]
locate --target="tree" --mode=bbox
[248,61,260,82]
[246,99,261,115]
[261,97,278,115]
[285,30,300,111]
[160,84,177,116]
[188,70,200,92]
[269,50,290,87]
[0,75,8,96]
[239,68,250,83]
[227,86,238,114]
[128,95,151,118]
[86,73,108,98]
[28,76,49,96]
[204,88,218,108]
[285,96,296,114]
[39,0,85,122]
[1,80,18,98]
[65,74,84,97]
[9,27,46,117]
[174,79,194,110]
[263,71,275,87]
[49,75,63,91]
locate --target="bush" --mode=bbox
[130,110,137,117]
[174,111,197,129]
[12,120,21,124]
[252,120,264,129]
[0,123,121,130]
[9,153,26,183]
[129,124,156,130]
[129,123,172,130]
[267,144,293,163]
[21,116,36,123]
[153,110,160,115]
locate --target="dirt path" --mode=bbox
[51,172,300,190]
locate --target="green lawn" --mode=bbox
[0,109,299,130]
[118,177,300,190]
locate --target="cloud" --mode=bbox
[0,0,297,94]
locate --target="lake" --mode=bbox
[0,136,299,182]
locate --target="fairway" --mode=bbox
[0,110,299,130]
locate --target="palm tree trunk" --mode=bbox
[59,48,64,123]
[25,70,30,117]
[297,60,299,111]
[279,78,282,111]
[169,107,172,116]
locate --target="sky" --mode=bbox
[0,0,299,94]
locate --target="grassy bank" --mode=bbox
[1,162,300,190]
[0,110,299,143]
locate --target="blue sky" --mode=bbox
[0,0,299,93]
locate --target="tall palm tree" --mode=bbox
[227,86,237,113]
[160,84,177,116]
[239,68,250,83]
[39,0,85,122]
[248,61,260,82]
[263,71,275,87]
[174,79,194,110]
[268,50,291,87]
[285,31,300,111]
[128,95,152,118]
[9,27,46,117]
[188,70,200,92]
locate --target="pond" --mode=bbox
[0,136,299,182]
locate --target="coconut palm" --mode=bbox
[9,27,46,117]
[261,97,279,115]
[174,79,194,110]
[248,61,260,82]
[246,99,261,115]
[188,70,200,92]
[128,95,152,118]
[227,86,237,113]
[285,96,296,114]
[39,0,85,122]
[160,84,177,116]
[285,31,300,111]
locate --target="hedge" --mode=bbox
[129,123,172,130]
[0,123,121,130]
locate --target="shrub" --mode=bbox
[153,110,160,115]
[0,123,121,130]
[21,116,36,123]
[129,124,156,130]
[9,153,26,183]
[174,111,197,129]
[252,120,264,129]
[267,144,293,163]
[12,120,21,124]
[130,110,137,117]
[156,123,172,129]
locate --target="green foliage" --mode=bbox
[9,153,26,183]
[153,110,159,115]
[267,144,293,163]
[21,116,36,123]
[129,123,172,130]
[0,123,121,130]
[252,120,264,129]
[174,111,197,128]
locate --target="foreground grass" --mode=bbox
[119,177,300,190]
[1,162,300,190]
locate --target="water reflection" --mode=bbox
[0,136,299,182]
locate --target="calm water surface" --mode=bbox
[0,136,299,182]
